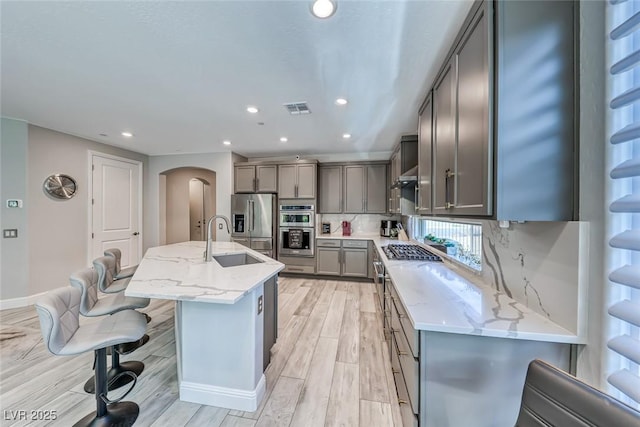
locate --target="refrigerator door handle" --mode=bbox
[250,199,255,232]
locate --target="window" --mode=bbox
[607,0,640,409]
[409,217,482,271]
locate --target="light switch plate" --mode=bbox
[6,199,23,208]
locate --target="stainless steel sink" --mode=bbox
[212,253,264,268]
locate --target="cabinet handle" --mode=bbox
[445,168,455,209]
[398,313,407,319]
[256,178,260,190]
[415,186,420,211]
[392,368,400,374]
[295,184,298,198]
[398,399,409,406]
[253,178,257,191]
[398,350,408,356]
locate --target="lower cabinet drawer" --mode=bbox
[282,265,315,274]
[393,321,419,415]
[390,285,420,358]
[342,239,368,248]
[392,362,419,427]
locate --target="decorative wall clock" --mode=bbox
[43,174,77,200]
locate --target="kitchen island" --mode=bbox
[125,241,284,411]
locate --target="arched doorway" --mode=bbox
[160,167,216,244]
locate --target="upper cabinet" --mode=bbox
[419,0,575,220]
[432,5,490,216]
[417,94,433,214]
[234,164,277,193]
[389,135,418,215]
[318,163,388,214]
[278,163,316,199]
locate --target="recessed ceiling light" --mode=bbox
[121,131,133,138]
[335,98,348,105]
[343,133,351,139]
[223,140,231,145]
[280,137,288,143]
[246,106,259,114]
[311,0,337,19]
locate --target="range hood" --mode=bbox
[391,165,418,188]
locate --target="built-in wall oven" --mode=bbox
[279,204,315,257]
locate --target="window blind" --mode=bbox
[608,0,640,408]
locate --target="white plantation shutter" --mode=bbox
[608,0,640,408]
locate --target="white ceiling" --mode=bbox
[1,0,472,157]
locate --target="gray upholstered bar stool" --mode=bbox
[515,359,640,426]
[104,248,137,280]
[35,286,147,427]
[70,267,151,393]
[93,255,130,294]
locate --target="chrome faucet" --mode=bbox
[204,214,231,262]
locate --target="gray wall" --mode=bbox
[1,119,29,299]
[0,119,149,300]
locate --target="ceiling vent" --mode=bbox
[284,102,311,115]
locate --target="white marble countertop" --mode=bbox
[315,233,582,344]
[125,241,285,304]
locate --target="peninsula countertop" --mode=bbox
[317,232,582,344]
[125,241,284,304]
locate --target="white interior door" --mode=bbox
[92,154,142,268]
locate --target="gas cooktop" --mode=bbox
[382,244,442,262]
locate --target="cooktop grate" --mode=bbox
[382,244,442,261]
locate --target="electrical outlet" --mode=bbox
[3,229,18,238]
[218,223,223,230]
[257,295,263,314]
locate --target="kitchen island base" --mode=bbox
[175,284,266,412]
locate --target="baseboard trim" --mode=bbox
[0,292,47,310]
[179,375,266,412]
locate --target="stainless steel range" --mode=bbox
[382,244,442,262]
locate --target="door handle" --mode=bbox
[132,232,140,236]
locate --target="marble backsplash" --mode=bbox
[480,221,589,336]
[317,214,400,235]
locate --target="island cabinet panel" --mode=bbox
[278,163,316,199]
[318,165,343,213]
[263,275,277,371]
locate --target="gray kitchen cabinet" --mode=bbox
[234,164,277,193]
[318,165,343,213]
[278,163,316,199]
[344,165,365,213]
[316,246,341,276]
[417,94,433,214]
[452,6,490,215]
[319,163,388,214]
[316,239,369,278]
[423,0,575,220]
[342,248,368,277]
[432,58,456,215]
[366,164,387,213]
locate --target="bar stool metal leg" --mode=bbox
[74,348,139,427]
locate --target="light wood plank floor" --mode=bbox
[0,277,401,426]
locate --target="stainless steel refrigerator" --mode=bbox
[231,194,277,258]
